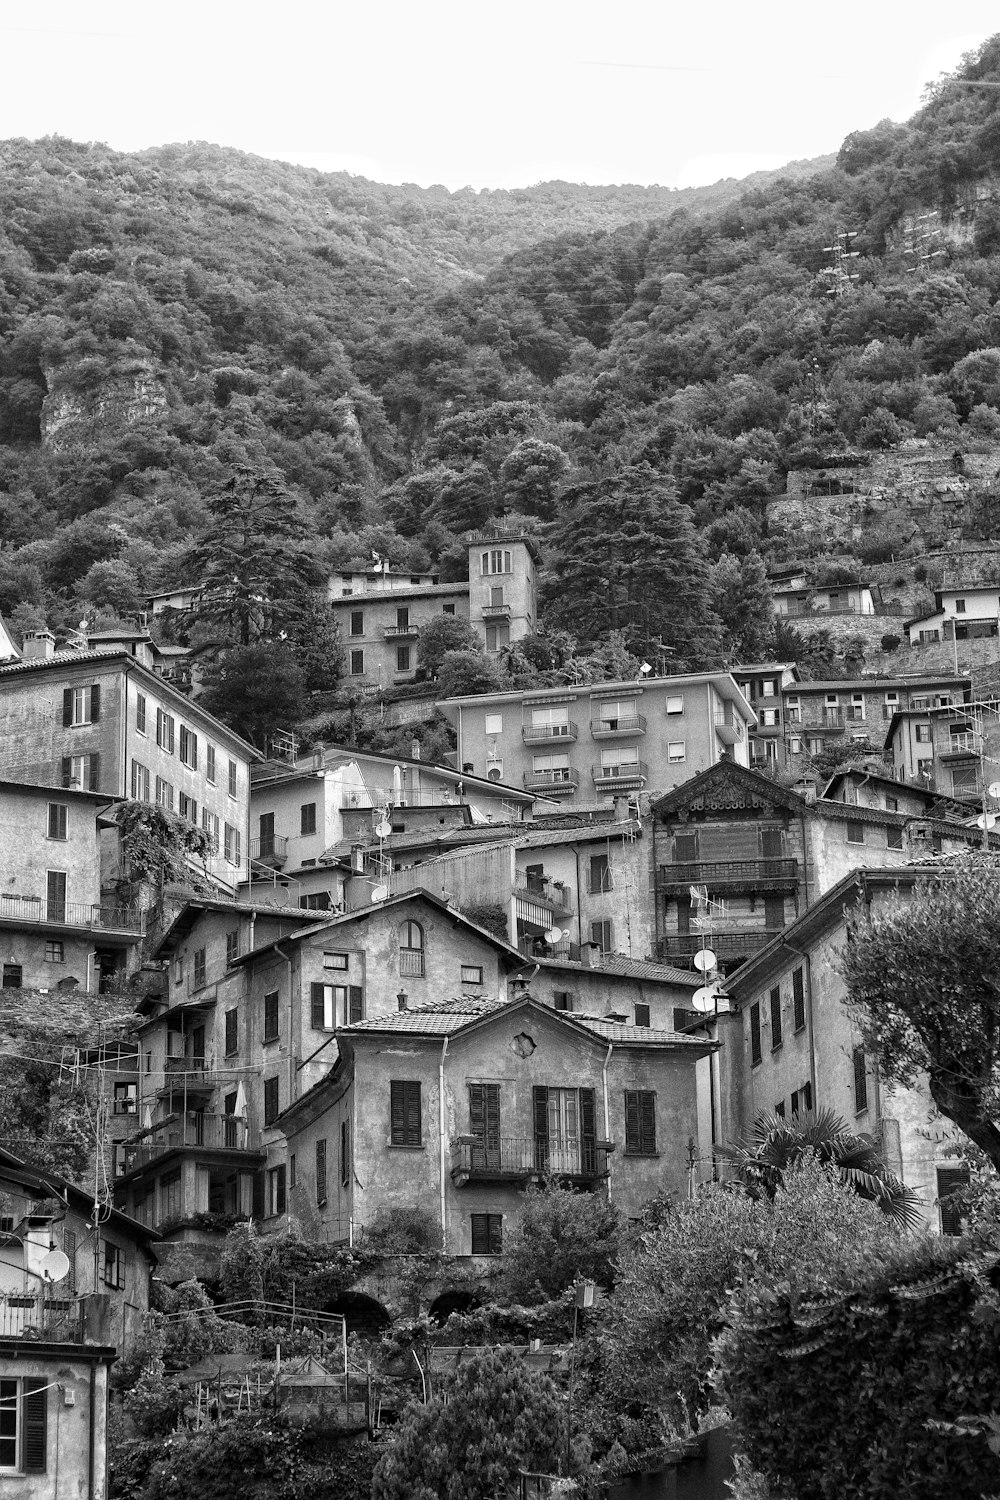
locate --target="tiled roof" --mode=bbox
[0,648,129,674]
[536,953,702,988]
[321,818,641,864]
[343,993,706,1045]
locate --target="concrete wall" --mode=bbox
[0,661,126,795]
[0,1350,110,1500]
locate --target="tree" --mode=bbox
[501,1182,623,1304]
[190,463,324,646]
[416,614,483,678]
[545,465,722,668]
[718,1108,922,1227]
[710,550,774,663]
[436,648,506,698]
[841,859,1000,1171]
[498,439,570,518]
[199,643,306,749]
[371,1347,565,1500]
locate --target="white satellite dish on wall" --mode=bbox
[375,820,391,839]
[977,813,997,831]
[989,782,1000,801]
[371,885,389,902]
[544,927,563,944]
[692,983,726,1014]
[38,1249,70,1284]
[692,948,717,973]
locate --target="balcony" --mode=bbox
[662,930,784,966]
[513,871,573,914]
[0,1287,84,1343]
[450,1136,611,1188]
[250,834,288,869]
[590,714,647,740]
[119,1111,263,1177]
[399,949,425,977]
[522,721,578,745]
[658,858,799,893]
[383,623,420,639]
[481,603,512,619]
[591,761,647,792]
[0,894,142,935]
[523,768,580,796]
[714,714,744,746]
[940,731,978,758]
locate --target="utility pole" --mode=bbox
[820,230,860,298]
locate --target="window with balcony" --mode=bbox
[471,1213,503,1255]
[597,699,636,731]
[46,803,67,840]
[532,752,571,781]
[530,705,571,735]
[263,990,279,1041]
[534,1085,598,1175]
[0,1378,48,1473]
[399,921,425,976]
[600,747,639,776]
[45,870,66,923]
[624,1089,656,1154]
[64,684,100,727]
[390,1079,422,1146]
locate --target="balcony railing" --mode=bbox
[384,623,420,639]
[0,1289,84,1343]
[0,894,142,933]
[943,732,978,755]
[481,603,512,619]
[399,949,425,977]
[518,937,581,961]
[590,714,646,740]
[591,761,647,789]
[250,834,289,868]
[120,1111,263,1175]
[659,858,799,890]
[450,1136,610,1186]
[523,769,580,795]
[522,722,578,744]
[513,871,573,913]
[662,930,783,965]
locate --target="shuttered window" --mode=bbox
[624,1090,656,1154]
[263,991,279,1041]
[769,986,783,1049]
[792,968,805,1032]
[224,1009,238,1055]
[315,1139,327,1205]
[532,1085,597,1174]
[341,1120,351,1187]
[390,1080,421,1146]
[0,1379,48,1472]
[750,1002,762,1065]
[471,1213,503,1255]
[263,1076,279,1126]
[469,1083,501,1167]
[853,1047,868,1112]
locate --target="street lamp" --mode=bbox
[564,1277,595,1475]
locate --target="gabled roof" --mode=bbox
[651,760,807,818]
[321,817,643,866]
[0,1145,159,1245]
[149,895,320,958]
[534,953,701,989]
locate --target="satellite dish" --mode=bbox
[38,1249,70,1284]
[544,927,562,944]
[989,782,1000,801]
[692,948,717,973]
[375,820,391,839]
[977,813,997,831]
[371,885,389,902]
[692,984,722,1013]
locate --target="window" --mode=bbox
[225,1009,238,1056]
[852,1046,868,1112]
[589,853,612,893]
[532,751,571,781]
[955,598,967,613]
[136,692,146,734]
[46,871,66,923]
[63,683,100,727]
[788,737,802,755]
[471,1213,503,1255]
[887,825,903,850]
[665,694,684,715]
[263,1076,280,1126]
[324,952,349,971]
[155,708,175,753]
[341,1120,351,1187]
[350,610,364,636]
[769,986,782,1049]
[480,549,512,575]
[206,745,216,784]
[61,752,99,790]
[316,1139,328,1204]
[399,920,425,977]
[301,802,317,836]
[202,810,220,852]
[226,929,240,967]
[159,1168,182,1221]
[228,759,238,798]
[485,622,510,652]
[915,725,932,743]
[113,1083,137,1116]
[264,990,279,1042]
[46,803,67,840]
[394,645,410,672]
[846,821,865,844]
[760,708,780,727]
[1,964,21,990]
[155,776,175,812]
[173,957,183,985]
[668,741,686,763]
[310,982,362,1028]
[461,964,484,985]
[44,940,63,963]
[634,1003,651,1028]
[937,1167,970,1236]
[531,704,571,733]
[193,948,206,989]
[178,792,198,824]
[390,1080,422,1146]
[553,991,574,1013]
[101,1242,125,1288]
[750,1002,762,1065]
[786,696,801,723]
[774,1101,786,1120]
[792,968,805,1032]
[590,919,613,954]
[130,759,150,800]
[224,823,242,866]
[886,794,898,811]
[0,1378,48,1472]
[266,1164,286,1216]
[350,649,365,675]
[790,1082,813,1116]
[600,746,639,775]
[443,602,456,615]
[289,1154,296,1190]
[179,725,198,769]
[850,693,866,721]
[484,712,503,735]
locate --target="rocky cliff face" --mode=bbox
[40,359,168,450]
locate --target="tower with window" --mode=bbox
[466,531,539,654]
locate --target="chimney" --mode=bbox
[397,991,408,1011]
[582,942,602,969]
[22,629,55,661]
[613,795,629,822]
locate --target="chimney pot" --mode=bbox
[397,991,408,1011]
[23,629,55,661]
[582,942,602,969]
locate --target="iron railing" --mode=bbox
[513,872,572,912]
[523,768,580,793]
[522,722,577,744]
[121,1112,262,1174]
[0,894,142,932]
[659,858,799,887]
[591,761,647,787]
[0,1289,83,1342]
[590,714,646,738]
[450,1136,610,1182]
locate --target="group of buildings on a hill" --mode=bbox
[1,546,1000,1488]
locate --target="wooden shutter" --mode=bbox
[61,756,72,788]
[750,1002,762,1065]
[90,684,101,722]
[533,1085,549,1172]
[349,986,363,1023]
[579,1087,597,1173]
[769,987,782,1047]
[638,1092,655,1153]
[341,1120,350,1186]
[62,688,73,727]
[21,1380,47,1472]
[792,968,805,1031]
[87,753,100,791]
[391,1081,421,1146]
[276,1165,286,1215]
[310,982,326,1029]
[315,1140,327,1203]
[625,1090,640,1152]
[853,1047,868,1111]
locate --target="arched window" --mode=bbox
[399,921,425,977]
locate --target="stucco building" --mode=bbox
[781,672,968,773]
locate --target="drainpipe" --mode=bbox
[573,844,583,949]
[602,1043,613,1200]
[274,944,295,1103]
[781,935,817,1116]
[439,1038,449,1252]
[88,1363,97,1500]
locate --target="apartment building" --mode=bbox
[906,583,1000,645]
[0,634,256,892]
[279,992,714,1249]
[782,673,969,771]
[723,870,967,1234]
[436,673,755,805]
[885,701,1000,801]
[732,662,799,771]
[327,529,539,688]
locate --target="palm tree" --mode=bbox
[718,1108,924,1229]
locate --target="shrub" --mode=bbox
[880,633,901,652]
[501,1182,623,1304]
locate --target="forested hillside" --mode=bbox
[3,35,1000,742]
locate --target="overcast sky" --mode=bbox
[3,2,998,190]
